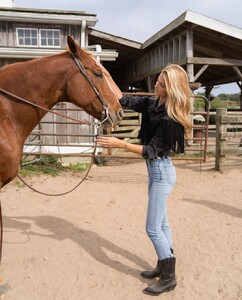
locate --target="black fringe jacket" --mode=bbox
[119,95,185,160]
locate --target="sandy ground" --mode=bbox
[0,157,241,300]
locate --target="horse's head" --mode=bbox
[66,36,123,128]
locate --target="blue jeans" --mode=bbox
[145,157,176,260]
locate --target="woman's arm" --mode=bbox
[119,95,149,113]
[96,136,143,156]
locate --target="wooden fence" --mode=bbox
[215,108,242,171]
[22,94,210,163]
[23,102,97,158]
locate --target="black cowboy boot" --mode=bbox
[143,257,177,296]
[141,260,160,278]
[140,249,174,279]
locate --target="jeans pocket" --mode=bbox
[148,160,163,181]
[164,164,176,185]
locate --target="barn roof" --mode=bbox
[89,10,242,90]
[88,28,143,78]
[0,6,97,26]
[143,10,242,48]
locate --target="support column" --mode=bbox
[233,67,242,111]
[240,91,242,111]
[80,20,86,47]
[215,108,227,171]
[146,75,157,93]
[205,86,213,112]
[236,81,242,110]
[186,29,194,82]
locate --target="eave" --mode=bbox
[0,47,119,61]
[0,8,98,26]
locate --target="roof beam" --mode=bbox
[187,57,242,66]
[194,64,209,81]
[233,66,242,80]
[202,75,241,86]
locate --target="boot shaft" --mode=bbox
[143,257,176,296]
[158,257,176,278]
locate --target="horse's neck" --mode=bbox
[1,54,70,141]
[15,55,69,107]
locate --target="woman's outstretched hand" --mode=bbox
[97,136,143,156]
[97,136,125,149]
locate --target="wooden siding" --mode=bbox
[125,31,187,84]
[0,20,84,66]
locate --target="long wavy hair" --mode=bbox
[162,64,192,138]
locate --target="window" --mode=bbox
[17,28,38,47]
[16,28,60,48]
[40,29,60,47]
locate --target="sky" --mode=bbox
[10,0,242,95]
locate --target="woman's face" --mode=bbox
[154,73,167,98]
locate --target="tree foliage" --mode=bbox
[217,93,240,102]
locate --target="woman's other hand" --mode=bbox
[97,136,126,149]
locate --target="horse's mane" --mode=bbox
[0,50,71,72]
[42,50,70,60]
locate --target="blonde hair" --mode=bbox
[162,64,192,137]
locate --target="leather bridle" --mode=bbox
[70,52,110,128]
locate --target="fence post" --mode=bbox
[215,108,227,171]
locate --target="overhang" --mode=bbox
[143,10,242,49]
[0,7,98,26]
[130,10,242,89]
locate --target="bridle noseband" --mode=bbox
[70,52,110,128]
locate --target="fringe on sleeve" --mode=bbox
[161,118,185,154]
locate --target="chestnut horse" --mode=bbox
[0,36,123,267]
[0,35,123,189]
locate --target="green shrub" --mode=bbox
[20,156,89,176]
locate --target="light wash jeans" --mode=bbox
[145,157,176,260]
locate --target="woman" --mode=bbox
[97,64,192,296]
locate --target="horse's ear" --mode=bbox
[67,35,79,55]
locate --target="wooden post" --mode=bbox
[205,86,213,115]
[215,108,227,171]
[186,30,194,82]
[240,92,242,111]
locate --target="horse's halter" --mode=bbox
[70,52,110,128]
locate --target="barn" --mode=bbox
[0,1,242,157]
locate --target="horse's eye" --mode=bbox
[93,70,103,78]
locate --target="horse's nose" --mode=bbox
[118,109,124,120]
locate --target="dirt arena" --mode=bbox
[0,157,241,300]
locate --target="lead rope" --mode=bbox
[0,87,102,196]
[0,132,99,264]
[0,88,92,126]
[16,131,99,196]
